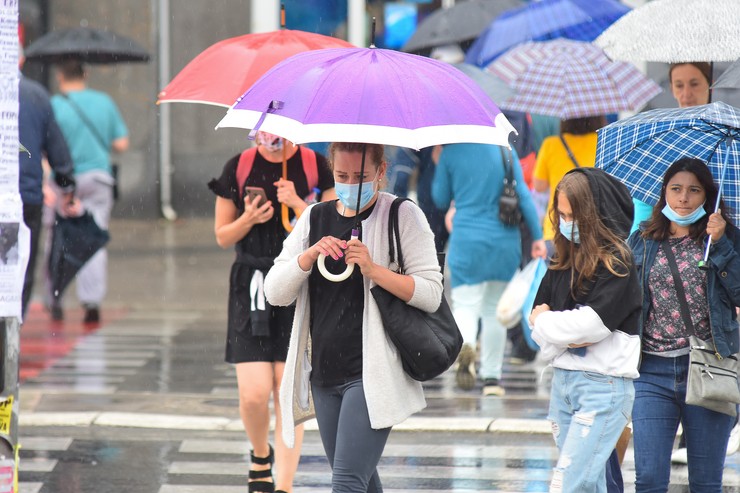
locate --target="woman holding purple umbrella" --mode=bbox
[265,142,443,493]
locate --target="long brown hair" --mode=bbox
[642,157,732,241]
[550,172,632,297]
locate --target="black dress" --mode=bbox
[208,147,333,363]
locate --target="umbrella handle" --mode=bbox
[317,230,359,282]
[280,145,294,233]
[699,135,734,269]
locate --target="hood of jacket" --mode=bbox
[566,167,634,240]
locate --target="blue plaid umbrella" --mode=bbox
[465,0,629,67]
[595,102,740,223]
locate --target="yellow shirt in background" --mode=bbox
[534,132,598,240]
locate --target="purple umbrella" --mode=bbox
[216,47,515,150]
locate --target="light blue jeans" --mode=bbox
[548,368,634,493]
[451,281,507,380]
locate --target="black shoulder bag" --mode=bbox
[370,198,463,381]
[498,147,522,227]
[61,94,121,201]
[662,240,740,416]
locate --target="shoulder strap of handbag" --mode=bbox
[559,135,581,168]
[661,240,696,335]
[388,197,411,274]
[499,147,515,184]
[60,93,109,154]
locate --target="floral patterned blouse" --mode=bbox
[643,236,711,354]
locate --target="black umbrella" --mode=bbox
[402,0,523,54]
[48,213,110,301]
[25,27,150,64]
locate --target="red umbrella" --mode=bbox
[157,29,354,107]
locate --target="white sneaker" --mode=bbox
[727,423,740,456]
[671,447,688,464]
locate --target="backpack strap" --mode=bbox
[300,146,318,190]
[236,147,258,200]
[237,146,318,200]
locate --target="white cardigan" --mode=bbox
[264,192,443,447]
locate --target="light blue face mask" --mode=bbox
[335,178,376,211]
[559,219,581,244]
[661,202,707,226]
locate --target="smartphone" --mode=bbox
[245,186,268,204]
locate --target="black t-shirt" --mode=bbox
[208,147,333,269]
[308,200,376,387]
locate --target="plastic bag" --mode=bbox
[521,258,548,351]
[497,259,541,329]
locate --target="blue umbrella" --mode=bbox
[465,0,630,68]
[596,102,740,215]
[595,102,740,262]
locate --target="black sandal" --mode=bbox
[249,444,275,493]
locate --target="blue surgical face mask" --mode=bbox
[335,177,377,211]
[559,219,580,244]
[661,202,707,226]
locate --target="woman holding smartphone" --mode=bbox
[207,132,336,493]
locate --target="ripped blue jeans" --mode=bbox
[547,368,634,493]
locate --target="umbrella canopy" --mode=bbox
[465,0,629,67]
[216,47,515,150]
[452,63,515,104]
[595,102,740,223]
[714,58,740,90]
[48,213,110,301]
[487,40,661,119]
[158,29,354,107]
[24,27,150,64]
[402,0,522,54]
[595,0,740,63]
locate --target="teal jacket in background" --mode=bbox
[432,143,542,288]
[51,88,128,176]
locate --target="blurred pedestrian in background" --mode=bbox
[209,133,335,493]
[265,142,442,493]
[432,143,545,396]
[48,60,128,323]
[530,168,641,493]
[17,43,76,318]
[384,146,448,252]
[533,116,606,255]
[631,62,713,233]
[628,158,740,491]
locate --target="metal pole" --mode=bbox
[348,0,367,47]
[157,0,177,220]
[251,0,280,33]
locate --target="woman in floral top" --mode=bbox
[628,157,740,492]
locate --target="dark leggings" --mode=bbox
[312,379,391,493]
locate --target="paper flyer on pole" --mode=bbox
[0,0,28,320]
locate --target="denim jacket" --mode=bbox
[628,226,740,358]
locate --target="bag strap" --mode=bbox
[61,93,108,154]
[499,147,515,185]
[299,146,319,190]
[236,147,259,200]
[387,197,411,273]
[237,146,318,200]
[559,135,581,168]
[661,240,696,335]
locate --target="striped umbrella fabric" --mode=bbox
[595,102,740,223]
[487,40,660,119]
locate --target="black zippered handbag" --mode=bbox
[371,198,463,381]
[498,148,521,227]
